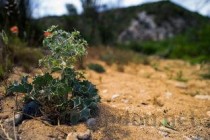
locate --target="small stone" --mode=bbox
[111,94,120,100]
[164,92,172,99]
[158,131,169,137]
[0,114,9,119]
[175,82,188,89]
[102,89,108,93]
[191,136,204,140]
[86,118,96,128]
[121,99,129,103]
[23,101,41,119]
[77,130,91,140]
[158,126,177,134]
[180,117,186,121]
[5,113,23,125]
[194,95,210,100]
[127,123,133,126]
[66,132,78,140]
[133,117,141,126]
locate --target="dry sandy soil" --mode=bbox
[0,49,210,140]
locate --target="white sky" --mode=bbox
[32,0,210,18]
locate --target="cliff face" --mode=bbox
[118,11,187,42]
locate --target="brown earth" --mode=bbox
[0,48,210,140]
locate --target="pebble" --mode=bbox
[23,101,41,119]
[194,95,210,100]
[66,130,92,140]
[102,89,108,93]
[66,132,78,140]
[158,126,177,134]
[191,136,204,140]
[121,99,129,103]
[175,82,188,89]
[5,113,23,125]
[111,94,120,100]
[164,92,172,99]
[77,130,91,140]
[86,118,97,128]
[158,131,169,137]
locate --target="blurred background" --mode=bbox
[0,0,210,79]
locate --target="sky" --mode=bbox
[32,0,210,18]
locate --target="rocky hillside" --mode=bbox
[118,11,192,42]
[100,1,208,43]
[26,1,210,44]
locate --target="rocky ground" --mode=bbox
[0,48,210,140]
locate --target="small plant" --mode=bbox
[0,30,43,79]
[88,63,105,73]
[175,70,187,82]
[201,73,210,79]
[161,118,174,130]
[200,64,210,79]
[7,26,100,125]
[151,63,160,71]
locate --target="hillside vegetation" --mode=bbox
[35,1,208,43]
[33,1,210,63]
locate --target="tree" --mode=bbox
[18,0,33,39]
[66,4,77,15]
[4,0,19,27]
[80,0,101,44]
[3,0,33,39]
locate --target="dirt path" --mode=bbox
[0,57,210,140]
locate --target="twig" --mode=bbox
[0,119,13,140]
[13,112,17,140]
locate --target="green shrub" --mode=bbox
[201,73,210,79]
[0,31,43,78]
[175,70,188,82]
[9,44,43,71]
[88,63,105,73]
[7,26,100,125]
[119,24,210,64]
[200,64,210,80]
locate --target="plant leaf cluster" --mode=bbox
[7,26,100,125]
[40,25,87,70]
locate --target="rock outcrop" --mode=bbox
[118,11,187,42]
